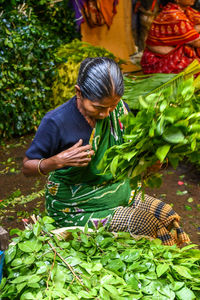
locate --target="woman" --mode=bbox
[23,57,189,246]
[141,0,200,74]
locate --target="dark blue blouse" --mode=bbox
[26,96,129,159]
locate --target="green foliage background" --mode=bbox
[0,0,79,138]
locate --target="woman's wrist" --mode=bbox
[38,156,63,175]
[38,158,47,176]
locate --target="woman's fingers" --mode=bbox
[67,158,92,167]
[67,140,94,155]
[66,141,94,157]
[57,141,95,168]
[69,139,83,149]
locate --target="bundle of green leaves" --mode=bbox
[51,39,125,107]
[99,76,200,189]
[0,2,77,138]
[1,217,200,299]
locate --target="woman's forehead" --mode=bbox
[92,96,120,107]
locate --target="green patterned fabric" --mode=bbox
[45,100,131,228]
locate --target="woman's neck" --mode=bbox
[76,97,96,128]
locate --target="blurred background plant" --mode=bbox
[0,0,79,138]
[51,39,124,107]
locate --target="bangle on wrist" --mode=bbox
[38,158,46,176]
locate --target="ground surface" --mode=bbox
[0,134,199,245]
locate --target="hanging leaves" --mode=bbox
[99,73,200,190]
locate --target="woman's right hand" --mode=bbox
[56,139,94,168]
[22,139,94,177]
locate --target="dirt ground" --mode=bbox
[0,134,199,246]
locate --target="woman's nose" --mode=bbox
[99,108,110,118]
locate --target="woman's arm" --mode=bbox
[188,37,200,47]
[194,24,200,33]
[22,139,94,177]
[147,45,175,55]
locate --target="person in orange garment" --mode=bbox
[141,0,200,73]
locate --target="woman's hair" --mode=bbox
[77,57,124,102]
[160,0,175,6]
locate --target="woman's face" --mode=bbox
[176,0,195,7]
[81,95,121,120]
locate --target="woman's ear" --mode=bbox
[75,85,81,99]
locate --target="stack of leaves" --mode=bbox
[1,216,200,299]
[51,39,124,107]
[99,70,200,189]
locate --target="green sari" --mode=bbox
[46,100,131,228]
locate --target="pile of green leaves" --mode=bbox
[0,2,77,138]
[1,217,200,299]
[51,39,124,107]
[99,76,200,189]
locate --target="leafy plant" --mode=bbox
[0,2,78,138]
[1,217,200,299]
[99,73,200,189]
[0,0,78,41]
[51,39,125,106]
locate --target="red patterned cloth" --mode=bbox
[141,3,200,74]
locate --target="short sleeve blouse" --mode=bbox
[26,96,130,159]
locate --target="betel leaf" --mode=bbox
[9,228,22,236]
[125,274,139,290]
[156,263,169,277]
[168,154,179,169]
[142,281,160,295]
[156,117,165,135]
[11,258,23,267]
[17,282,27,293]
[139,96,148,108]
[11,275,29,284]
[176,286,196,300]
[100,287,111,300]
[27,283,40,289]
[106,258,126,273]
[120,249,140,262]
[42,216,55,224]
[171,281,185,291]
[172,265,193,279]
[159,285,175,299]
[18,239,42,253]
[163,127,185,144]
[77,290,93,299]
[110,155,119,176]
[0,278,6,291]
[104,284,119,297]
[180,78,194,101]
[160,100,168,112]
[92,263,103,272]
[33,222,41,237]
[20,292,35,300]
[36,264,48,274]
[24,256,35,265]
[5,245,17,264]
[155,145,170,162]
